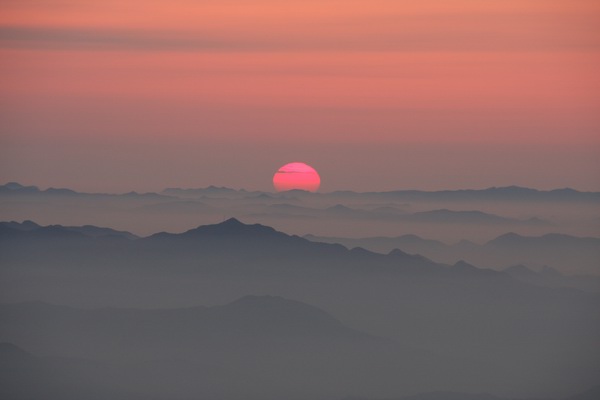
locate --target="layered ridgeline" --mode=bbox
[4,181,598,201]
[304,232,600,277]
[1,218,599,398]
[2,182,599,244]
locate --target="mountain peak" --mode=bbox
[0,220,41,231]
[181,218,279,237]
[3,182,25,189]
[487,232,522,244]
[0,182,39,192]
[221,217,244,226]
[453,260,479,271]
[388,248,411,257]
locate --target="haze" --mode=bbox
[1,2,600,400]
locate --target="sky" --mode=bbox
[1,0,599,193]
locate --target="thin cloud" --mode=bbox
[1,25,598,53]
[0,26,246,51]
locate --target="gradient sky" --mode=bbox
[1,0,599,192]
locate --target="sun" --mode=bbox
[273,162,321,192]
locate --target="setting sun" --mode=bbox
[273,162,321,192]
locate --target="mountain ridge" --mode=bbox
[0,295,377,362]
[3,181,600,198]
[2,218,487,277]
[305,231,600,277]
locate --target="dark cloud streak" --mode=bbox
[0,26,244,52]
[1,25,598,53]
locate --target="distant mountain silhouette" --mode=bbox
[253,204,547,226]
[306,231,600,277]
[406,209,547,225]
[483,232,600,275]
[304,233,446,254]
[503,264,600,293]
[0,220,40,231]
[362,186,600,202]
[0,222,86,240]
[488,232,599,248]
[0,182,169,199]
[157,183,600,202]
[4,181,598,206]
[132,200,215,213]
[0,182,40,193]
[162,185,249,198]
[504,264,541,280]
[2,182,596,250]
[0,220,138,240]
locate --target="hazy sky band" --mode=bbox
[0,0,598,192]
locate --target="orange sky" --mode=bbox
[1,0,599,192]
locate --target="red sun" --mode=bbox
[273,162,321,192]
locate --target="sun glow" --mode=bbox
[273,162,321,192]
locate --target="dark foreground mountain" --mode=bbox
[0,296,374,361]
[2,341,599,400]
[0,219,599,398]
[5,182,598,202]
[0,298,456,400]
[339,385,600,400]
[0,342,166,400]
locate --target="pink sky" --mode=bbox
[1,0,599,192]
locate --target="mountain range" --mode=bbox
[5,182,598,200]
[2,181,598,244]
[305,232,600,276]
[1,218,599,398]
